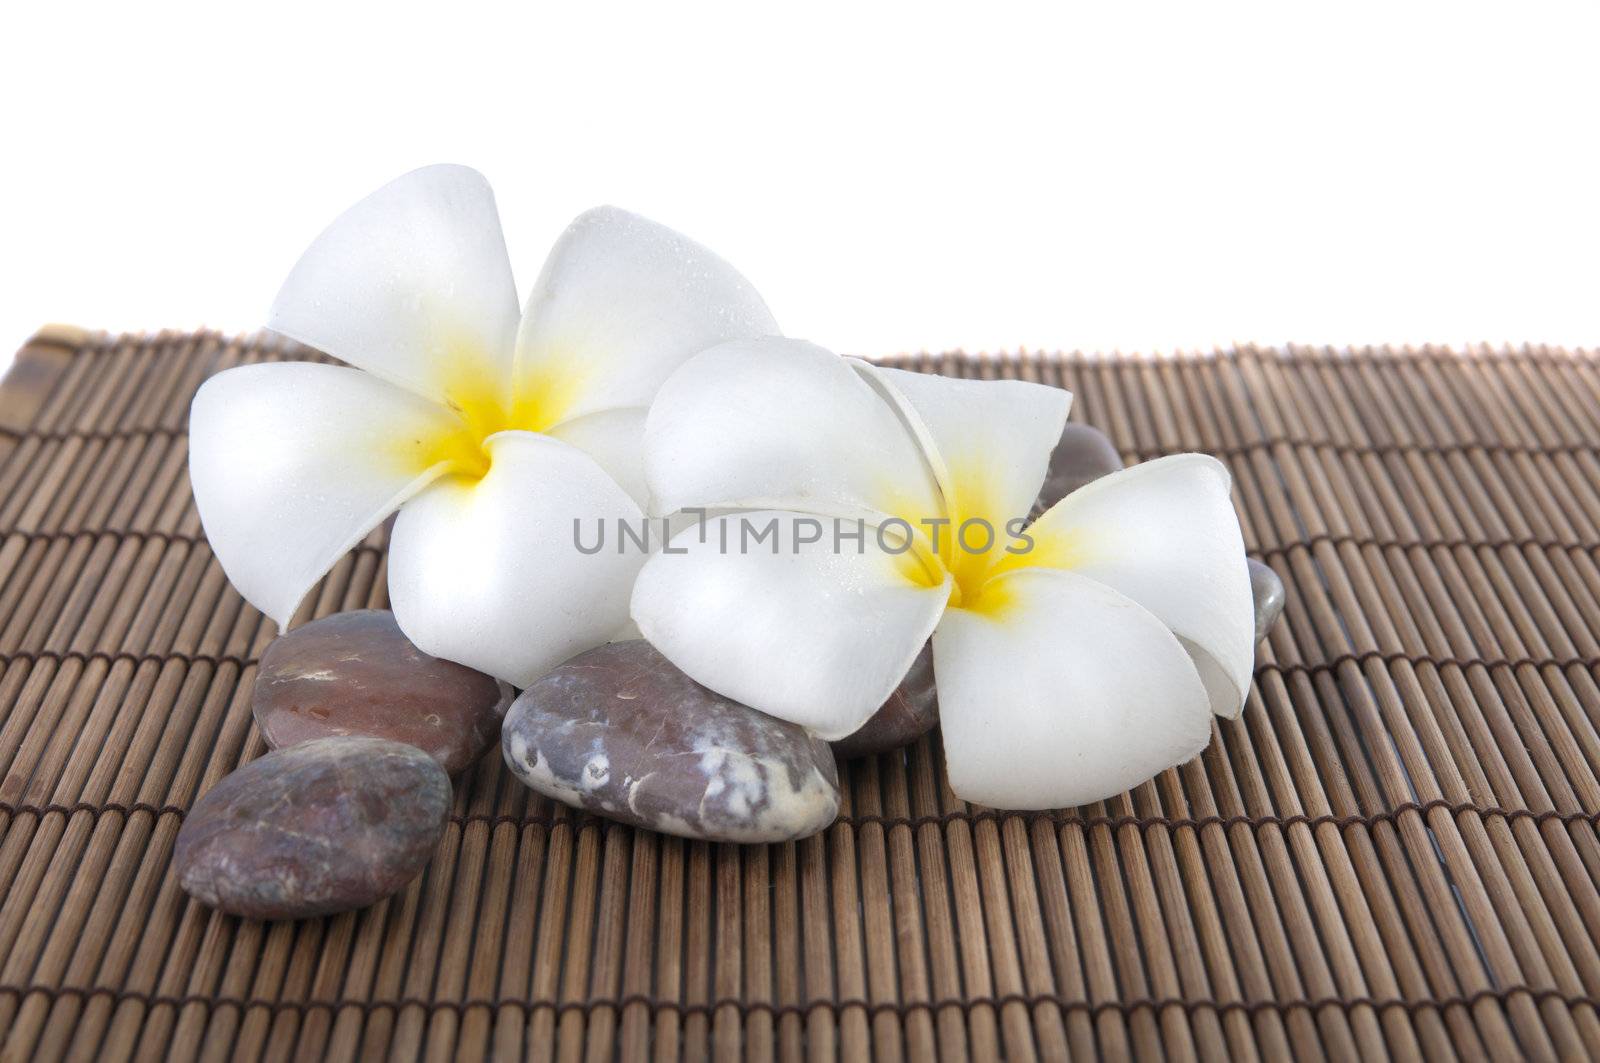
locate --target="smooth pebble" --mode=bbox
[1036,422,1124,511]
[1249,558,1286,642]
[503,641,840,843]
[831,644,938,759]
[254,609,510,775]
[174,736,450,919]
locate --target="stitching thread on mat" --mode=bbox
[0,649,257,670]
[11,424,1600,462]
[4,797,1595,835]
[64,339,1600,364]
[3,527,1596,561]
[1254,350,1593,368]
[835,800,1600,834]
[2,648,1592,678]
[2,528,388,555]
[1253,532,1600,556]
[0,982,1590,1020]
[1257,651,1600,676]
[1201,438,1600,460]
[4,426,185,444]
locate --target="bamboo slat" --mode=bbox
[0,328,1597,1061]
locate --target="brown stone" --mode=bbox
[831,644,938,759]
[254,609,510,776]
[503,641,839,842]
[174,736,450,919]
[1036,422,1124,512]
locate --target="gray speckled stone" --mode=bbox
[1249,559,1286,642]
[255,610,511,776]
[174,736,450,920]
[831,645,938,759]
[503,641,840,843]
[1036,422,1125,512]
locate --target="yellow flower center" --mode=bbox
[885,464,1083,619]
[409,336,588,482]
[901,525,1024,616]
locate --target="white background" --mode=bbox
[2,1,1598,379]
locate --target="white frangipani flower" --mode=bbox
[189,165,776,686]
[631,338,1254,809]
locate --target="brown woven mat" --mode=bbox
[3,328,1600,1061]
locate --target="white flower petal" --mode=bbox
[644,338,942,523]
[515,207,778,426]
[268,164,520,411]
[934,568,1212,809]
[387,431,645,687]
[631,510,950,739]
[858,363,1071,529]
[545,406,650,510]
[188,362,467,627]
[1016,454,1254,717]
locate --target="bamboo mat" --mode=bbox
[2,328,1600,1061]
